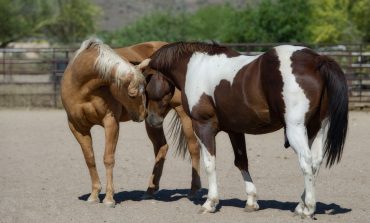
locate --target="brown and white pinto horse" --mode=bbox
[145,42,348,218]
[61,39,201,207]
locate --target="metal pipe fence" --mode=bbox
[0,43,369,108]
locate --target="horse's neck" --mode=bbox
[167,69,186,91]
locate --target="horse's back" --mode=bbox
[115,41,168,63]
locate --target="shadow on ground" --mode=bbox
[79,189,351,215]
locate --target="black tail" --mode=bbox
[167,110,189,159]
[317,55,349,167]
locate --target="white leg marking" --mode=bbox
[195,134,218,213]
[241,170,259,211]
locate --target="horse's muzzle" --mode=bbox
[129,112,145,122]
[146,113,163,128]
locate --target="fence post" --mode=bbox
[2,50,5,82]
[52,48,57,108]
[359,75,362,103]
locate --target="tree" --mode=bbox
[0,0,52,47]
[186,4,240,42]
[309,0,361,43]
[349,0,370,42]
[243,0,312,43]
[44,0,101,45]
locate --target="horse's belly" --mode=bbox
[243,121,283,134]
[217,106,283,134]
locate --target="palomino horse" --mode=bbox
[61,39,201,207]
[144,42,348,218]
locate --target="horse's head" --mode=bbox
[109,59,148,122]
[142,64,175,128]
[87,40,150,122]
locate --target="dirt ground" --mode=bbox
[0,109,369,223]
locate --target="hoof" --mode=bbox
[294,202,304,216]
[197,199,218,214]
[294,212,314,220]
[244,203,259,212]
[294,203,314,219]
[197,206,216,214]
[103,199,116,208]
[144,187,159,199]
[86,195,100,204]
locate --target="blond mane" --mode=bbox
[71,38,144,88]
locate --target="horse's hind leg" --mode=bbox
[102,114,119,207]
[294,119,328,217]
[174,106,201,198]
[310,120,328,182]
[143,120,168,198]
[68,121,101,203]
[286,122,316,218]
[228,132,259,212]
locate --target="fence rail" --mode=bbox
[0,43,370,108]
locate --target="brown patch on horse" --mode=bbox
[260,49,286,127]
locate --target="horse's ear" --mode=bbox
[136,59,151,75]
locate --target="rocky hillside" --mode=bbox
[92,0,249,31]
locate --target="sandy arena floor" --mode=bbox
[0,110,369,223]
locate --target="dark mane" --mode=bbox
[149,41,239,73]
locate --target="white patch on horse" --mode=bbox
[185,52,258,112]
[275,45,309,126]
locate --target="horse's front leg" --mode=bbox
[192,120,218,213]
[68,121,102,204]
[174,105,201,198]
[102,114,120,207]
[143,120,168,199]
